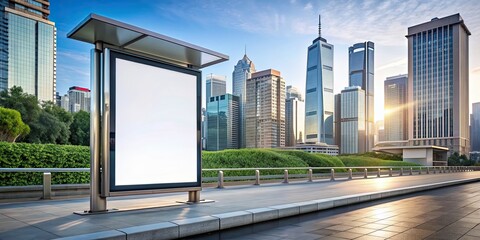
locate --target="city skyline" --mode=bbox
[50,0,480,121]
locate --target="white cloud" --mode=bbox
[304,2,313,11]
[377,58,408,71]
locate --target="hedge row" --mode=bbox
[0,142,417,185]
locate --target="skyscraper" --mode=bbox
[334,93,341,148]
[285,94,305,146]
[206,94,240,151]
[68,86,90,113]
[340,87,366,154]
[471,102,480,152]
[206,74,226,102]
[407,14,470,156]
[232,54,256,148]
[304,15,334,145]
[348,41,374,152]
[287,85,303,101]
[245,69,285,148]
[0,0,56,103]
[384,75,408,141]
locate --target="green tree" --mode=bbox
[448,152,474,166]
[0,86,41,124]
[27,111,70,144]
[0,107,30,142]
[69,110,90,146]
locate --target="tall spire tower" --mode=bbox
[304,14,335,145]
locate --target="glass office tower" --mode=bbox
[348,41,374,152]
[384,75,408,141]
[0,0,56,103]
[304,15,334,145]
[340,87,366,154]
[471,102,480,152]
[206,94,240,151]
[232,54,256,148]
[206,74,226,102]
[407,14,470,156]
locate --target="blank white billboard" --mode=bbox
[113,56,199,187]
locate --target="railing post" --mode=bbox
[419,167,422,175]
[348,169,353,180]
[377,168,381,177]
[426,167,430,174]
[254,170,260,185]
[217,171,224,189]
[410,167,413,175]
[330,169,335,181]
[364,168,368,178]
[308,169,313,182]
[42,172,52,200]
[400,167,404,176]
[188,190,200,203]
[389,168,392,177]
[283,169,289,183]
[433,167,436,174]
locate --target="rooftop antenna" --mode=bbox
[318,14,322,37]
[244,44,247,55]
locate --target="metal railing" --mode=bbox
[0,166,478,199]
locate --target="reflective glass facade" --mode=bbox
[206,94,240,151]
[0,3,55,103]
[285,97,305,146]
[340,87,365,154]
[384,75,408,141]
[348,41,374,152]
[407,14,470,155]
[304,36,334,145]
[232,54,255,148]
[472,103,480,152]
[206,74,226,101]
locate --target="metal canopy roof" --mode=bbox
[67,14,229,69]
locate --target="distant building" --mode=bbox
[68,86,90,113]
[286,85,303,101]
[282,143,339,156]
[374,120,385,144]
[206,74,226,102]
[304,15,334,145]
[334,93,341,149]
[206,94,240,151]
[471,152,480,163]
[384,75,408,141]
[348,41,374,152]
[471,102,480,151]
[406,13,471,156]
[0,0,56,103]
[60,94,69,112]
[245,69,285,148]
[285,96,305,146]
[232,54,256,148]
[340,87,365,154]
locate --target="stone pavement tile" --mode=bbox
[414,222,447,231]
[397,228,434,239]
[374,219,397,225]
[368,230,398,238]
[346,227,376,234]
[355,235,385,240]
[381,225,410,233]
[325,224,354,231]
[310,229,341,236]
[439,226,474,234]
[0,226,58,240]
[459,236,480,240]
[356,218,378,223]
[466,229,480,237]
[391,221,422,228]
[361,223,388,230]
[317,236,346,240]
[449,220,479,229]
[423,232,465,240]
[342,221,367,227]
[329,231,363,239]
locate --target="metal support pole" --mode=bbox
[89,44,107,212]
[427,167,430,174]
[419,167,422,175]
[217,171,224,188]
[400,168,404,176]
[330,169,335,181]
[42,172,51,200]
[254,170,260,185]
[283,170,289,183]
[364,168,368,178]
[377,168,381,177]
[409,168,413,175]
[308,169,313,182]
[389,168,392,177]
[433,167,436,174]
[348,169,353,180]
[188,191,200,203]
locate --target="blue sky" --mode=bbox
[51,0,480,121]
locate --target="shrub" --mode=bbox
[338,155,420,168]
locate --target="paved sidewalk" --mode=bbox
[0,172,479,239]
[192,179,480,240]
